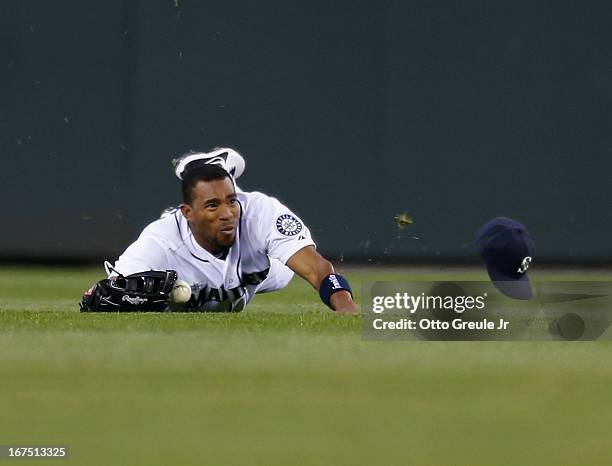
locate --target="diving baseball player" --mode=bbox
[81,148,358,314]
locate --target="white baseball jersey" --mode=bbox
[111,191,315,312]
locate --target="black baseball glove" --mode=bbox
[80,270,178,312]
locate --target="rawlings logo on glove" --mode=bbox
[122,295,148,305]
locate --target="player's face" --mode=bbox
[181,178,240,254]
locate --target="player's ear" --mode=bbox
[180,204,192,220]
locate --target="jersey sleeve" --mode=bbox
[246,192,316,265]
[111,235,170,277]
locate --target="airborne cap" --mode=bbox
[475,217,536,300]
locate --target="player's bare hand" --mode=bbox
[335,305,359,315]
[330,292,359,314]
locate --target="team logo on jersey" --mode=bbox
[275,214,303,236]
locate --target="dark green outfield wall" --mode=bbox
[2,1,611,262]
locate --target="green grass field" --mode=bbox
[1,265,612,465]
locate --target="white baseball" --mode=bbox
[170,279,192,303]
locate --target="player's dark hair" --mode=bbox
[182,164,232,204]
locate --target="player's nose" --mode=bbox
[218,204,235,220]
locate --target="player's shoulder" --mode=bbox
[238,190,283,212]
[139,208,187,248]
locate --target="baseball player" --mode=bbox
[81,148,358,314]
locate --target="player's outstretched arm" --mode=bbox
[286,246,359,314]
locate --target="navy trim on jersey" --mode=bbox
[190,253,209,263]
[174,210,183,238]
[235,200,244,285]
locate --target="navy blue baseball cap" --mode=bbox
[475,217,536,300]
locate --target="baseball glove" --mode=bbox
[80,270,178,312]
